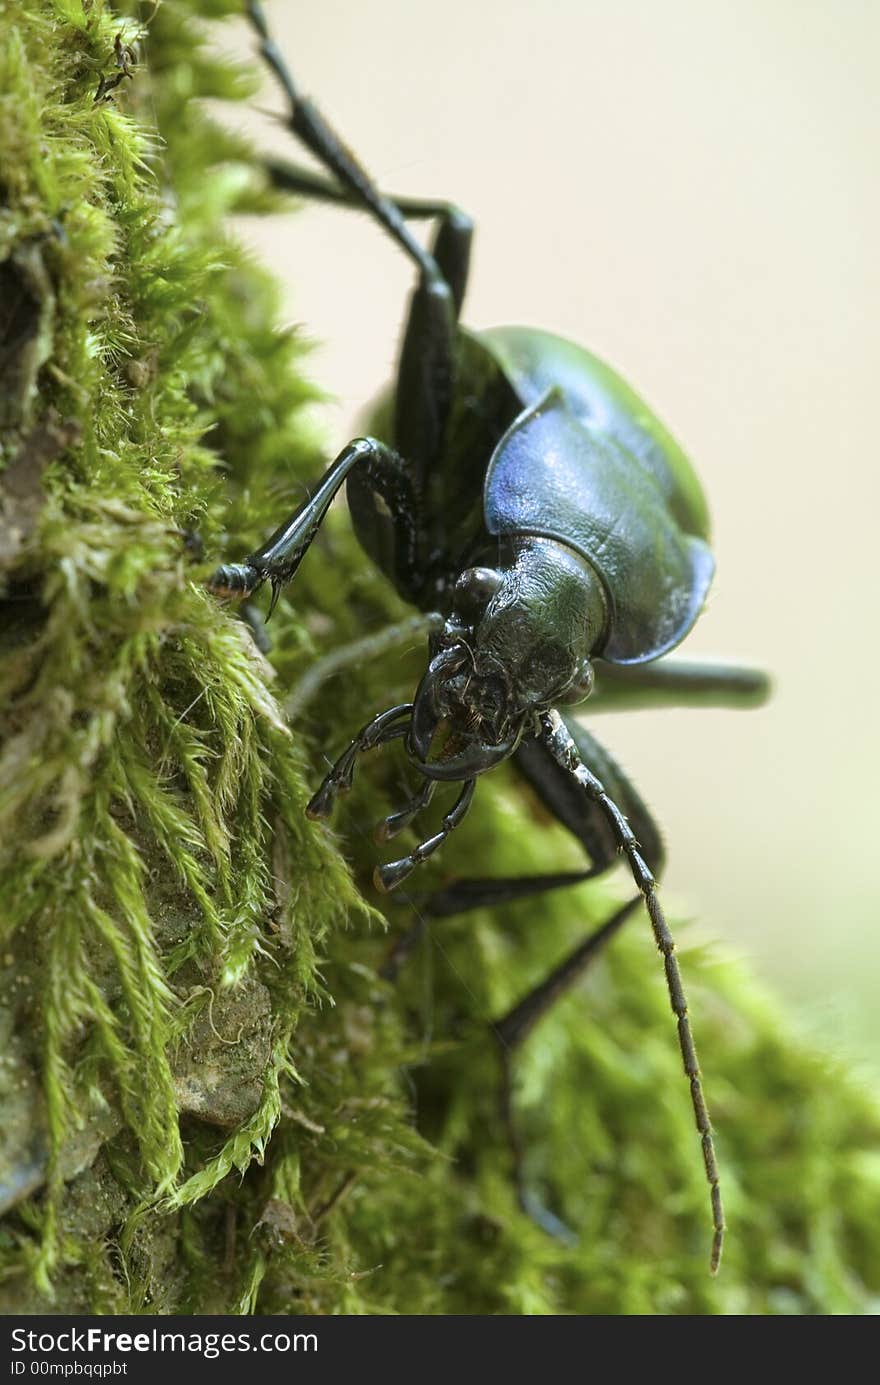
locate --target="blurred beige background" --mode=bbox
[219,0,879,1068]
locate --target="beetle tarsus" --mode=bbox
[373,860,412,893]
[307,748,360,818]
[305,781,336,820]
[207,562,262,599]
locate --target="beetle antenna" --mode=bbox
[306,704,413,820]
[538,710,725,1274]
[374,778,476,892]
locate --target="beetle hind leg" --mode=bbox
[382,884,642,1241]
[263,159,474,319]
[246,0,463,492]
[246,1,442,290]
[492,896,641,1240]
[379,868,601,981]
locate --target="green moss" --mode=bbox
[0,0,878,1316]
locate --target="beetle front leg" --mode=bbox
[208,436,413,611]
[305,703,413,820]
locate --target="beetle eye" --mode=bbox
[454,566,503,614]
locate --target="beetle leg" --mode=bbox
[393,277,457,498]
[264,159,473,318]
[492,895,641,1051]
[382,713,660,973]
[306,704,413,820]
[373,776,437,844]
[379,869,601,981]
[208,436,409,607]
[589,654,771,715]
[373,779,476,893]
[246,2,461,493]
[537,709,725,1275]
[380,890,640,1242]
[246,2,445,294]
[493,896,641,1239]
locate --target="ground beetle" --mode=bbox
[211,1,770,1273]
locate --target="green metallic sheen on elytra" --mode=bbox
[365,322,714,666]
[477,325,711,540]
[473,325,715,663]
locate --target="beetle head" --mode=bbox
[408,538,607,780]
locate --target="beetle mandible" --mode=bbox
[210,0,770,1274]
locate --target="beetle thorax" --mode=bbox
[408,537,608,780]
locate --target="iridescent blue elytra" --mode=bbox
[472,326,714,662]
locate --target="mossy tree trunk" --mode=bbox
[0,0,878,1315]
